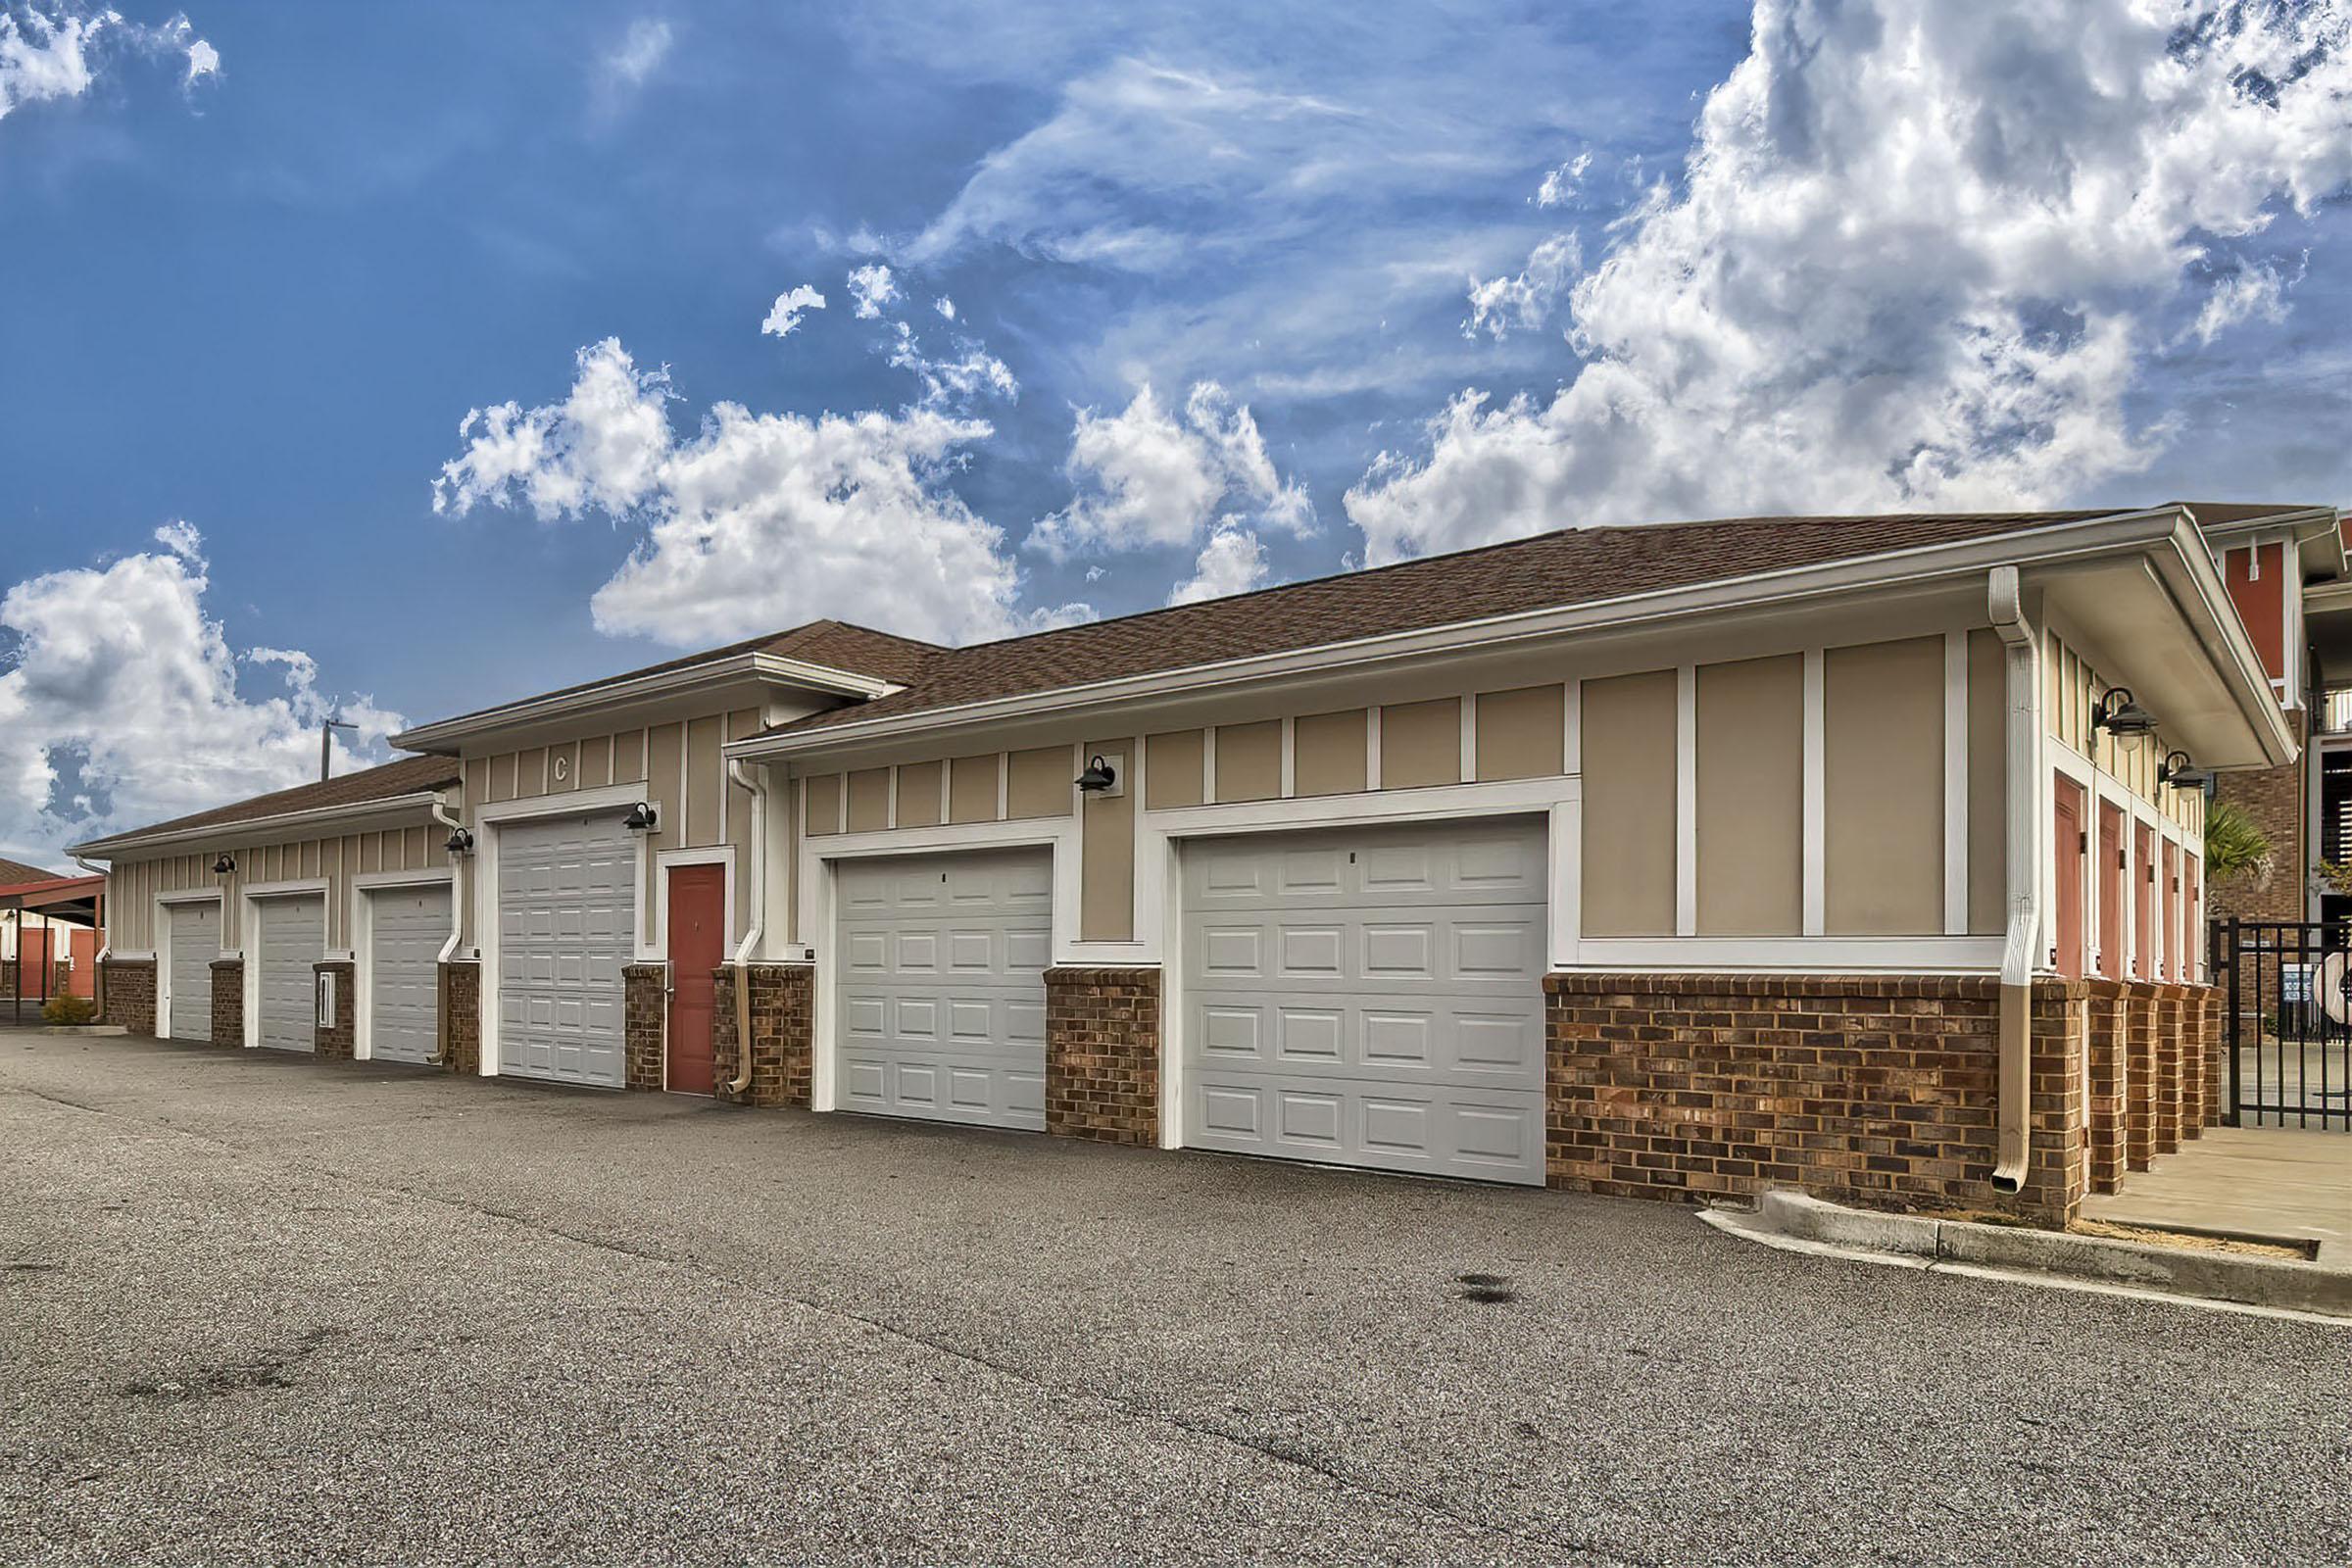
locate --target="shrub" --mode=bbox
[2205,801,2272,888]
[40,994,97,1026]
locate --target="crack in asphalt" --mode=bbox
[3,1079,1658,1567]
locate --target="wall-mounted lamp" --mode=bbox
[2092,687,2159,750]
[622,801,660,832]
[2158,751,2213,791]
[212,853,235,875]
[1075,754,1119,793]
[445,827,476,856]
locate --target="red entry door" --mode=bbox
[2052,776,2086,979]
[69,928,97,998]
[2133,821,2154,979]
[665,864,727,1096]
[2097,802,2125,978]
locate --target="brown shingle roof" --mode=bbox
[77,754,461,853]
[769,510,2121,737]
[408,618,943,738]
[0,856,61,884]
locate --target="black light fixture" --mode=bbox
[2092,687,2159,749]
[1075,754,1118,793]
[445,827,476,855]
[212,853,235,875]
[2158,750,2213,791]
[622,801,660,832]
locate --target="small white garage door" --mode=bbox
[256,894,325,1054]
[368,883,451,1065]
[167,901,220,1042]
[497,812,633,1088]
[834,848,1051,1130]
[1182,817,1549,1185]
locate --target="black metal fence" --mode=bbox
[2212,917,2352,1131]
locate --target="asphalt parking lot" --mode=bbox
[3,1036,2345,1566]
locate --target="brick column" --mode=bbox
[2020,979,2089,1228]
[2153,986,2182,1155]
[2083,982,2127,1196]
[1043,967,1162,1146]
[314,959,356,1059]
[2125,988,2157,1170]
[209,957,244,1048]
[439,962,480,1074]
[711,963,813,1108]
[99,958,156,1035]
[621,963,667,1091]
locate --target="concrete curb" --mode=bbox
[1732,1189,2352,1320]
[0,1023,127,1037]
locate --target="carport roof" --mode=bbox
[71,754,462,858]
[0,856,61,885]
[756,510,2119,739]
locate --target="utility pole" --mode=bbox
[319,714,359,781]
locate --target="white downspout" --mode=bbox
[429,792,467,1068]
[71,855,110,965]
[1988,566,2041,1194]
[724,758,769,1096]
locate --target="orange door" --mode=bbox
[665,864,726,1096]
[2097,801,2125,977]
[2053,776,2086,979]
[2133,821,2154,979]
[69,928,97,998]
[2163,841,2181,980]
[2183,852,2203,982]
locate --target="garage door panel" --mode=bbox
[256,895,324,1054]
[1184,817,1547,1185]
[367,885,450,1065]
[167,903,220,1042]
[497,813,631,1088]
[833,848,1051,1134]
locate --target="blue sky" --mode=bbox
[2,0,2349,861]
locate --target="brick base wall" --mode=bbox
[100,958,156,1035]
[711,963,814,1108]
[1043,967,1162,1146]
[439,962,479,1074]
[209,957,244,1047]
[622,964,666,1091]
[1545,973,2093,1226]
[315,959,355,1060]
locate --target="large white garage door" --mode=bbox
[497,813,633,1088]
[167,901,220,1042]
[1182,817,1549,1186]
[368,883,451,1065]
[834,848,1051,1130]
[256,894,325,1054]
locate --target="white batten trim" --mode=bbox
[1459,694,1477,784]
[1801,649,1826,937]
[1279,716,1297,799]
[1674,664,1696,938]
[1562,680,1580,775]
[1568,936,2004,973]
[1943,630,1969,936]
[1364,708,1383,790]
[1202,727,1219,803]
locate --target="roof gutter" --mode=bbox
[393,651,904,754]
[728,508,2192,761]
[2155,514,2299,767]
[69,789,450,861]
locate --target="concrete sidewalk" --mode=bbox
[2083,1126,2352,1268]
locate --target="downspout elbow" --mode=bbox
[428,792,466,1067]
[72,856,110,963]
[1988,566,2036,1194]
[725,759,768,1096]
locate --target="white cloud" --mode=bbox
[934,296,956,320]
[1168,523,1268,606]
[1348,0,2352,565]
[434,338,1087,647]
[887,319,1017,409]
[600,18,672,90]
[847,262,900,318]
[0,525,399,861]
[1462,231,1581,340]
[0,4,217,121]
[1535,151,1591,207]
[1031,380,1312,560]
[760,282,826,339]
[2185,259,2295,346]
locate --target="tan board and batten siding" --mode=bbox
[2045,629,2207,835]
[103,827,443,954]
[455,709,764,946]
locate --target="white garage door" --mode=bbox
[167,901,220,1042]
[1182,817,1549,1186]
[834,848,1051,1130]
[256,894,325,1054]
[497,813,633,1088]
[368,883,451,1065]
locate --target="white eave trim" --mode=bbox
[390,650,904,753]
[2191,505,2344,579]
[69,790,451,861]
[727,508,2200,761]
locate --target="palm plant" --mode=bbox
[2203,800,2272,888]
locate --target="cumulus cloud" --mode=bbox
[1463,231,1581,340]
[1168,523,1268,606]
[434,338,1086,647]
[933,296,956,320]
[846,262,900,318]
[1348,0,2352,564]
[2185,258,2297,346]
[1032,381,1312,561]
[0,3,218,122]
[1534,151,1591,207]
[760,282,826,338]
[0,525,400,861]
[886,319,1017,409]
